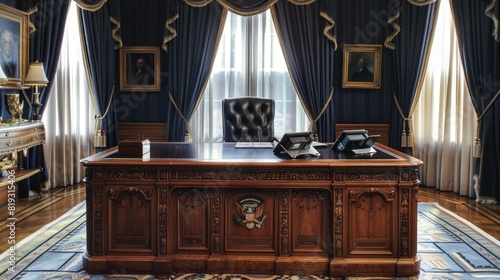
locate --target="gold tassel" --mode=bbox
[94,130,106,148]
[406,131,413,148]
[473,118,482,158]
[94,117,107,148]
[473,137,482,158]
[185,131,192,143]
[406,117,414,148]
[401,131,407,147]
[401,120,408,147]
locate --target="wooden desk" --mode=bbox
[81,142,422,277]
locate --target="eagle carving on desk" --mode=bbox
[233,196,267,230]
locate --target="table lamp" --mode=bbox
[24,61,48,121]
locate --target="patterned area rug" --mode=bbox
[1,202,499,280]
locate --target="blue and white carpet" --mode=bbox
[1,202,499,280]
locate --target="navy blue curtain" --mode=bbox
[22,0,70,118]
[450,0,500,204]
[2,0,70,195]
[389,1,436,155]
[79,0,120,149]
[165,1,224,141]
[272,0,336,142]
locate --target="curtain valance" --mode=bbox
[73,0,122,49]
[408,0,437,6]
[73,0,107,12]
[485,0,499,42]
[184,0,278,16]
[184,0,319,16]
[385,0,436,50]
[169,0,336,50]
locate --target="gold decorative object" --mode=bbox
[5,93,26,123]
[0,152,18,172]
[24,61,49,121]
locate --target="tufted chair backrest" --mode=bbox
[222,97,275,142]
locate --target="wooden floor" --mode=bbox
[1,183,499,254]
[0,183,87,253]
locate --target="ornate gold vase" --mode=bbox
[5,93,25,123]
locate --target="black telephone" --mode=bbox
[332,129,380,153]
[273,132,320,159]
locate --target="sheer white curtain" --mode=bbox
[413,0,477,196]
[190,10,308,142]
[42,2,95,188]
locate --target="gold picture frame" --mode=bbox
[0,3,29,85]
[342,44,382,89]
[120,46,160,92]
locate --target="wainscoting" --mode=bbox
[117,122,167,142]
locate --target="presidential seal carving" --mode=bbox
[233,196,267,230]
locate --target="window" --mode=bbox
[413,0,476,193]
[42,2,95,187]
[191,10,308,142]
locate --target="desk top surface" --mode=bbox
[82,142,423,168]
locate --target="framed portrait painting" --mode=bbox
[120,46,160,92]
[0,4,29,85]
[342,44,382,89]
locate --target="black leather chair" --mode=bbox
[222,97,275,142]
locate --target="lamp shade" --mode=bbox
[25,62,48,86]
[0,65,6,80]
